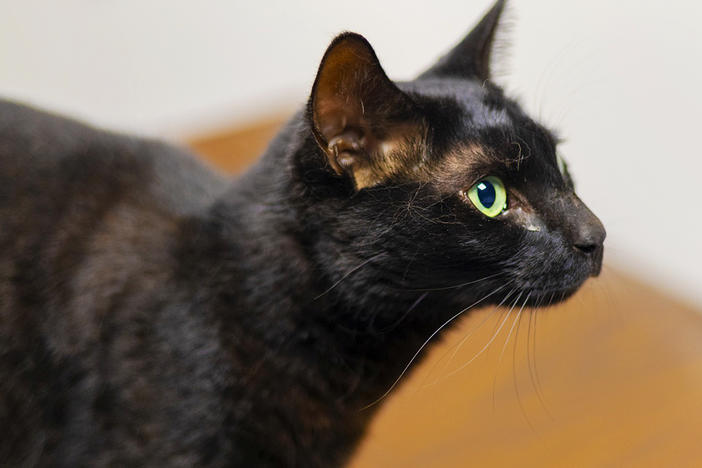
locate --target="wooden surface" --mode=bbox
[189,118,702,467]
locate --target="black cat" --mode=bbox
[0,1,604,466]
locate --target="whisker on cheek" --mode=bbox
[360,282,512,411]
[527,300,553,419]
[420,287,517,389]
[492,291,530,411]
[397,271,505,292]
[371,291,429,334]
[313,252,385,301]
[512,302,538,433]
[443,290,524,380]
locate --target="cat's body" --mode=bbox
[0,101,373,466]
[0,1,605,466]
[0,99,475,467]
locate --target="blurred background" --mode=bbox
[2,1,701,466]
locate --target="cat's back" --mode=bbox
[0,98,230,325]
[0,99,228,220]
[0,98,235,343]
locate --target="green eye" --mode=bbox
[465,176,507,218]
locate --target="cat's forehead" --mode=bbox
[400,77,513,130]
[391,79,563,198]
[402,78,558,170]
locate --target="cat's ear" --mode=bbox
[308,33,425,190]
[419,0,506,81]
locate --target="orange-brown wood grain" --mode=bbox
[188,117,702,467]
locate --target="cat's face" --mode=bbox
[302,0,604,308]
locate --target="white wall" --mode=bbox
[1,0,701,305]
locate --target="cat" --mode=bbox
[0,0,605,466]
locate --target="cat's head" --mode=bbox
[298,0,604,309]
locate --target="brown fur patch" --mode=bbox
[351,140,494,191]
[346,122,430,189]
[433,143,493,183]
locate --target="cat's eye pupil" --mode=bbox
[476,181,496,208]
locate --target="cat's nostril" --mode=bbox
[572,217,606,256]
[573,226,605,256]
[574,242,599,255]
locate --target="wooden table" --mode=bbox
[189,118,702,468]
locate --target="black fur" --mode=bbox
[0,2,604,466]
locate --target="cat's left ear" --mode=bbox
[419,0,506,81]
[308,33,425,190]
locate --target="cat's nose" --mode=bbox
[573,222,606,255]
[571,210,606,276]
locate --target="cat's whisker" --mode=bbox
[511,299,538,433]
[373,292,429,333]
[398,271,504,292]
[526,308,538,401]
[550,46,608,127]
[492,291,530,411]
[420,287,517,389]
[423,191,461,210]
[527,309,555,420]
[533,38,579,121]
[447,288,516,367]
[443,290,523,380]
[484,293,517,359]
[528,298,553,419]
[531,301,551,418]
[595,265,619,313]
[313,253,385,301]
[360,283,510,411]
[553,76,608,129]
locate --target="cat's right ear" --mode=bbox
[419,0,506,81]
[308,33,425,190]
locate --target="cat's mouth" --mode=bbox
[505,243,603,309]
[505,271,591,308]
